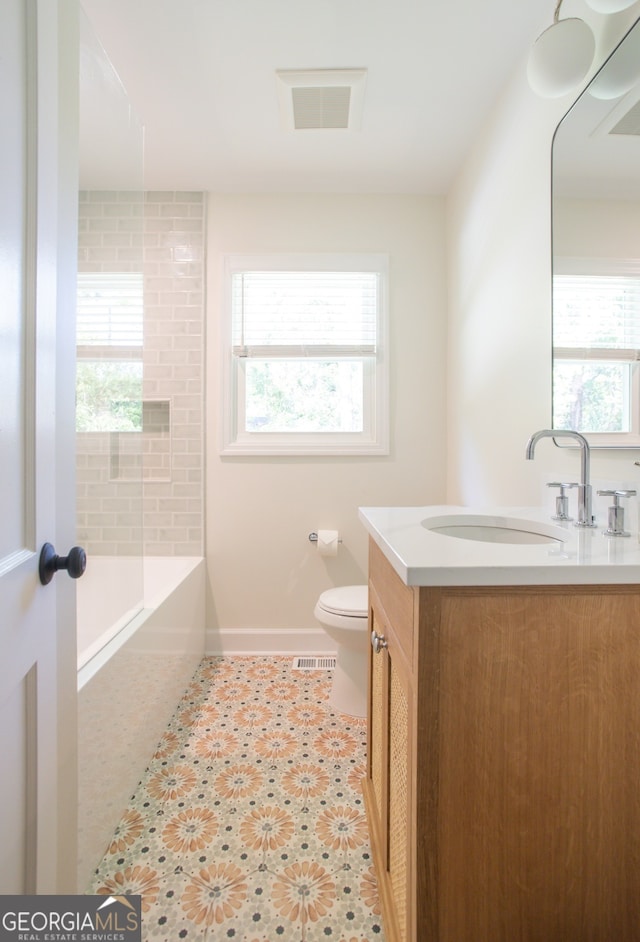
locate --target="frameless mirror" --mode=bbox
[552,16,640,447]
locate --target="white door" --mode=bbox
[0,0,79,893]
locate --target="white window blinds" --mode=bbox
[77,272,143,356]
[554,273,640,361]
[231,270,378,358]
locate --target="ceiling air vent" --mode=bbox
[291,86,351,130]
[609,98,640,137]
[276,68,367,131]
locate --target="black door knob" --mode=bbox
[39,542,87,586]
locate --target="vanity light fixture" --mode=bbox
[527,0,596,98]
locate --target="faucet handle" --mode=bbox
[597,489,636,537]
[546,481,578,521]
[597,489,636,499]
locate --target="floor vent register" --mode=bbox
[292,655,336,671]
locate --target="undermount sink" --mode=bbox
[422,514,569,545]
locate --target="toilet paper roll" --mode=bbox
[317,529,340,557]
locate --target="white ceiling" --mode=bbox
[79,0,551,194]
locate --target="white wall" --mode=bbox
[206,194,446,648]
[446,8,640,513]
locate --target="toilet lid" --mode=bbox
[318,585,368,617]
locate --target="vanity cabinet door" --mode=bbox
[368,602,388,829]
[365,582,413,942]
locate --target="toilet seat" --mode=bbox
[317,585,368,618]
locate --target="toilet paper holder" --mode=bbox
[308,532,343,544]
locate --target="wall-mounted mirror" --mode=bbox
[552,16,640,447]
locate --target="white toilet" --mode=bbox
[313,584,369,718]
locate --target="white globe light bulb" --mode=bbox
[589,26,640,98]
[583,0,637,13]
[527,18,596,98]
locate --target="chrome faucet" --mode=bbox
[525,429,596,528]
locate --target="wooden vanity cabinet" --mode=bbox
[363,537,640,942]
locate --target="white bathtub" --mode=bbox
[77,555,203,678]
[77,555,205,890]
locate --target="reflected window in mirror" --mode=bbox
[553,258,640,445]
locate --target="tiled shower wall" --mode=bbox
[77,191,205,557]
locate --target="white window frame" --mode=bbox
[553,257,640,448]
[220,253,389,456]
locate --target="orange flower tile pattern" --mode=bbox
[90,655,385,942]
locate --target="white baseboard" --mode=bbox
[206,626,336,656]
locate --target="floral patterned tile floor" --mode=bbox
[89,655,386,942]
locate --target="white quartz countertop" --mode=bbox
[358,505,640,587]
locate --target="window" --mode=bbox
[76,272,143,432]
[220,254,389,455]
[553,259,640,446]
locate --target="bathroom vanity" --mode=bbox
[359,506,640,942]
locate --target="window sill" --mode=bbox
[554,433,640,450]
[220,435,389,457]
